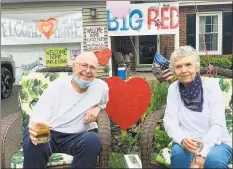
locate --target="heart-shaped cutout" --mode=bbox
[105,76,152,129]
[37,18,58,39]
[94,48,112,66]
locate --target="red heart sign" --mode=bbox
[94,48,112,66]
[105,76,152,129]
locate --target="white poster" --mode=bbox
[1,10,83,45]
[106,2,179,36]
[85,26,105,51]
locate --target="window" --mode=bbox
[196,12,222,55]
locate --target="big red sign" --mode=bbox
[107,2,179,36]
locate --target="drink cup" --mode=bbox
[32,122,50,144]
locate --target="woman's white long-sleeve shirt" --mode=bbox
[163,78,232,157]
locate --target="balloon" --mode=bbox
[107,1,130,19]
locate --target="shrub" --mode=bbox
[144,81,170,118]
[109,152,125,168]
[200,55,232,69]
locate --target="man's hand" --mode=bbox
[84,105,101,124]
[191,155,205,168]
[28,121,51,145]
[181,137,199,154]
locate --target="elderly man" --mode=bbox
[23,52,109,168]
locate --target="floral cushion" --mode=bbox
[11,148,73,168]
[20,72,73,139]
[154,78,232,168]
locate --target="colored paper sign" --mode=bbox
[45,48,68,67]
[106,2,179,36]
[70,50,81,60]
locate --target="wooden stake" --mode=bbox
[121,129,127,136]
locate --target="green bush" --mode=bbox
[109,152,125,168]
[200,55,232,69]
[153,123,172,151]
[144,81,170,118]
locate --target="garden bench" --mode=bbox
[1,70,111,168]
[141,77,232,168]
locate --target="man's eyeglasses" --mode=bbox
[75,62,97,72]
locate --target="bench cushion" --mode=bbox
[154,78,232,167]
[11,148,73,168]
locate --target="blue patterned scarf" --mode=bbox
[179,74,203,112]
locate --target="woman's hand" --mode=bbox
[181,137,200,154]
[191,155,206,168]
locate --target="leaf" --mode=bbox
[29,98,39,109]
[49,73,59,82]
[219,78,230,92]
[68,72,73,76]
[33,79,39,87]
[38,88,44,96]
[41,83,48,90]
[229,95,233,110]
[27,88,36,99]
[21,89,29,101]
[45,73,52,78]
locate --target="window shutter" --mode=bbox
[223,12,232,55]
[186,14,196,49]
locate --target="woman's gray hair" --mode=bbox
[169,46,200,73]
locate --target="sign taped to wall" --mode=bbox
[85,26,105,51]
[106,2,179,36]
[1,10,83,45]
[45,48,68,67]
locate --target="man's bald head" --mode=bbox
[75,52,98,67]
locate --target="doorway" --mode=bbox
[136,35,160,66]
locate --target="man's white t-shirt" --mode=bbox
[30,76,109,134]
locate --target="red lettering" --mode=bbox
[170,7,179,29]
[161,7,169,29]
[147,8,159,30]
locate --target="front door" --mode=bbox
[137,35,158,65]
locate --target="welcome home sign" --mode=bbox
[1,10,83,45]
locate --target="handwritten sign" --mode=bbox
[107,2,179,36]
[45,48,68,67]
[1,10,83,45]
[85,26,105,51]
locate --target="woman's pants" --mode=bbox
[171,143,232,168]
[23,129,101,168]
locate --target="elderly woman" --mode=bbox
[163,46,232,168]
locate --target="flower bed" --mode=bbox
[108,81,170,168]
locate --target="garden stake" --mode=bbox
[121,129,127,136]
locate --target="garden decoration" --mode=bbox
[152,53,173,81]
[106,1,130,19]
[94,48,112,66]
[105,76,152,136]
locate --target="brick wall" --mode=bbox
[160,4,232,59]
